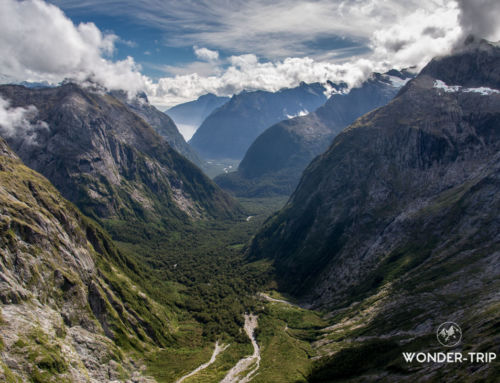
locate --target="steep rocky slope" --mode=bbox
[0,84,240,232]
[215,72,410,196]
[166,93,230,140]
[0,137,171,382]
[189,82,328,160]
[248,39,500,381]
[111,90,205,168]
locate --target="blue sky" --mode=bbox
[50,5,202,80]
[1,0,499,109]
[49,0,370,80]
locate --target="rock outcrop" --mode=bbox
[0,83,241,230]
[111,90,205,168]
[0,137,166,382]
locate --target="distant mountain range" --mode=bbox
[189,82,329,160]
[215,71,412,196]
[166,93,230,140]
[248,38,500,381]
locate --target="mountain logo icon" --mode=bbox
[436,322,462,347]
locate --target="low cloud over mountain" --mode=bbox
[1,0,499,108]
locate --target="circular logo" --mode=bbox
[436,322,462,347]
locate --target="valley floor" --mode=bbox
[128,195,332,383]
[138,193,499,383]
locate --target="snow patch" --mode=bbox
[433,80,500,95]
[463,87,500,96]
[387,75,410,88]
[433,80,461,92]
[286,109,309,119]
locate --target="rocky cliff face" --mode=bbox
[0,84,240,229]
[189,82,328,160]
[248,39,499,381]
[111,90,205,168]
[0,137,168,382]
[215,72,409,196]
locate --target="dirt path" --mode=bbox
[175,341,229,383]
[220,314,260,383]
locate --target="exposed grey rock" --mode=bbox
[0,83,240,226]
[111,90,205,168]
[0,138,159,382]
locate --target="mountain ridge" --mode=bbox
[215,72,410,196]
[110,90,205,168]
[189,82,329,160]
[0,83,241,231]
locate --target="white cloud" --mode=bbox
[1,0,497,110]
[146,1,465,108]
[157,62,221,77]
[0,96,47,144]
[159,61,222,77]
[369,2,461,68]
[147,56,376,109]
[194,46,219,61]
[49,0,463,59]
[0,0,148,96]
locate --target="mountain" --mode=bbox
[111,90,205,168]
[189,82,329,160]
[215,72,411,196]
[248,38,499,381]
[0,137,171,382]
[166,93,230,140]
[0,83,241,235]
[17,80,54,89]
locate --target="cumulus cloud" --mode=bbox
[0,96,47,144]
[51,0,463,59]
[369,2,461,69]
[2,0,498,109]
[0,0,148,95]
[147,56,375,108]
[194,46,219,61]
[142,0,464,107]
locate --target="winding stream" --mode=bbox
[175,341,229,383]
[221,314,260,383]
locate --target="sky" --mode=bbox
[1,0,500,113]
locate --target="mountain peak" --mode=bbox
[420,36,500,90]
